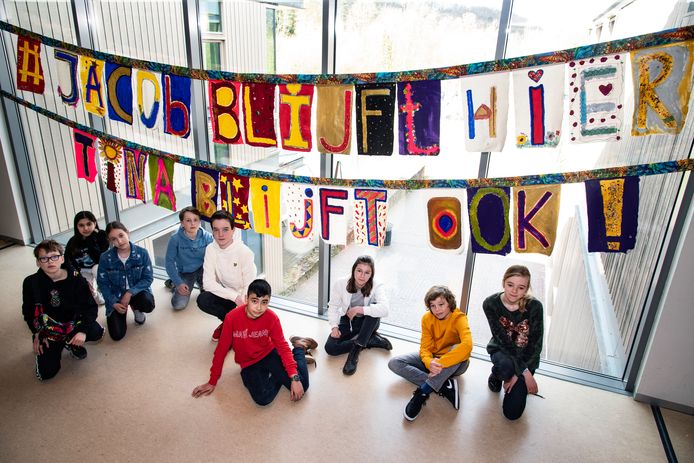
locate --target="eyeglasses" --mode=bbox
[37,254,62,263]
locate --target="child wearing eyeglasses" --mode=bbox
[22,240,104,380]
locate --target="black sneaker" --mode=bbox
[164,279,175,290]
[404,388,429,421]
[367,333,393,351]
[342,345,362,375]
[439,378,459,410]
[488,373,502,393]
[66,344,87,360]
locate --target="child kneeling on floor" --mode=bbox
[388,285,473,421]
[192,279,316,405]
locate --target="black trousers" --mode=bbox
[197,291,237,322]
[35,320,104,381]
[324,315,380,356]
[491,351,529,420]
[107,291,155,341]
[240,348,309,406]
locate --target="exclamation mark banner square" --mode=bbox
[585,177,639,253]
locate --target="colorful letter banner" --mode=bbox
[353,188,388,247]
[284,183,315,240]
[16,35,45,94]
[631,42,694,136]
[250,178,281,237]
[279,83,313,152]
[124,147,147,202]
[219,173,251,229]
[397,80,441,156]
[99,138,124,193]
[568,54,625,143]
[356,83,395,156]
[427,197,462,251]
[209,80,243,145]
[513,185,561,255]
[162,73,191,138]
[319,188,349,244]
[192,166,219,221]
[316,85,352,154]
[585,177,639,253]
[513,64,564,148]
[106,62,133,125]
[80,56,106,117]
[148,155,176,211]
[462,73,509,152]
[136,69,161,130]
[243,83,277,147]
[467,187,511,255]
[54,49,79,106]
[73,128,98,183]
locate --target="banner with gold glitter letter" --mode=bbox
[16,35,45,94]
[317,85,352,154]
[148,155,176,211]
[192,166,219,221]
[513,185,560,255]
[631,42,694,136]
[585,177,639,253]
[250,178,281,237]
[220,173,250,229]
[106,62,133,125]
[353,188,388,247]
[99,139,123,193]
[461,73,509,152]
[467,187,510,255]
[356,83,395,156]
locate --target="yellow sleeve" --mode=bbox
[419,313,435,369]
[438,313,473,368]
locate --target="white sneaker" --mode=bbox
[133,310,146,325]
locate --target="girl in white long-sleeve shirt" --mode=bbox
[325,255,392,375]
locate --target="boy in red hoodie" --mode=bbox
[192,279,316,405]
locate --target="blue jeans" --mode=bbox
[240,348,310,406]
[324,315,380,356]
[491,351,529,420]
[171,268,204,310]
[388,351,469,392]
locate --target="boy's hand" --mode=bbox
[192,382,215,398]
[504,375,519,393]
[177,283,190,296]
[523,370,538,394]
[428,358,443,377]
[68,332,86,346]
[289,380,304,401]
[33,335,49,355]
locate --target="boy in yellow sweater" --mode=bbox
[388,285,473,421]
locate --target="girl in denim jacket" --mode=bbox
[98,222,155,341]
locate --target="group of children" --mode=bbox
[22,207,544,420]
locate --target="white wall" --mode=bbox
[634,186,694,413]
[0,111,30,243]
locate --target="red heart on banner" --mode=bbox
[528,69,544,82]
[598,83,613,96]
